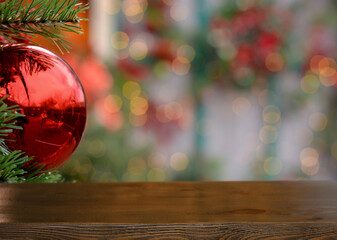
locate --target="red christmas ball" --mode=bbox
[0,45,87,170]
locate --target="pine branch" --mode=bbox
[0,96,62,183]
[0,0,88,53]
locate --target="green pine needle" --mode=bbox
[0,0,88,53]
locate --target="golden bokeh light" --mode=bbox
[259,125,278,144]
[300,148,320,176]
[170,152,189,171]
[170,1,188,21]
[127,12,145,23]
[87,140,106,158]
[111,32,130,50]
[104,0,121,15]
[301,155,318,168]
[264,157,282,176]
[130,97,149,115]
[129,40,148,61]
[128,157,147,174]
[300,147,319,158]
[123,81,141,99]
[301,162,320,176]
[122,0,147,23]
[147,168,166,181]
[232,97,252,116]
[263,105,281,124]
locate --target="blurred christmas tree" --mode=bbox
[61,0,337,182]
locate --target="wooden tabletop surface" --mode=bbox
[1,181,337,239]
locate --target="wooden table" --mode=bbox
[0,181,337,239]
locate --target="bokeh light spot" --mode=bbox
[319,57,336,77]
[300,148,319,175]
[264,157,282,176]
[263,105,281,124]
[130,97,148,115]
[128,157,147,174]
[104,0,121,15]
[87,139,106,158]
[170,152,189,171]
[320,73,337,87]
[232,97,251,116]
[300,148,319,161]
[123,81,141,99]
[147,168,166,181]
[122,0,147,23]
[129,40,148,61]
[310,55,325,74]
[170,1,188,21]
[111,32,129,50]
[165,102,183,121]
[259,125,278,144]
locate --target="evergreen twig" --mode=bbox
[0,0,88,53]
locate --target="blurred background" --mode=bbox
[43,0,337,181]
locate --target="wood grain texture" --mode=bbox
[1,182,337,238]
[1,223,337,239]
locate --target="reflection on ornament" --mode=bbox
[0,45,87,170]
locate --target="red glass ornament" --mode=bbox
[0,45,86,170]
